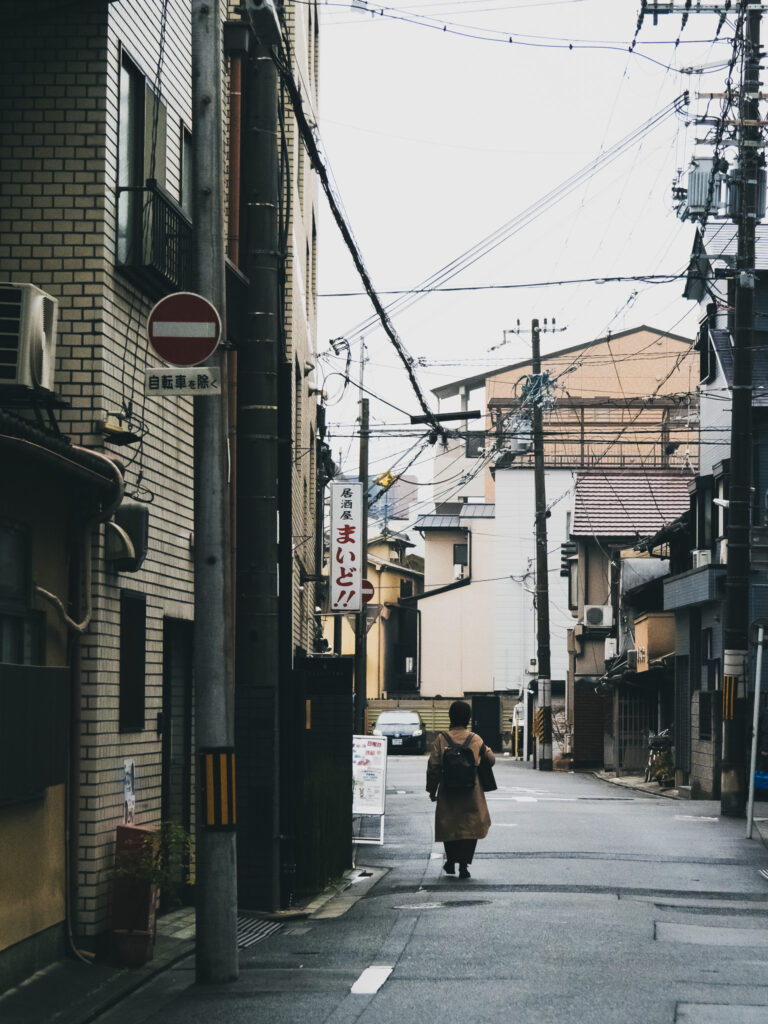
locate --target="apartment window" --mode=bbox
[120,591,147,732]
[453,543,468,567]
[0,523,42,666]
[117,50,168,264]
[117,53,145,264]
[180,125,193,216]
[465,432,485,459]
[568,559,579,611]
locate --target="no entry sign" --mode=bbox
[147,292,221,367]
[361,579,375,604]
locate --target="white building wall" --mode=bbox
[431,439,486,505]
[493,468,574,692]
[419,519,496,696]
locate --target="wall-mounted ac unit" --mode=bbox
[583,604,612,629]
[692,549,712,569]
[0,282,58,391]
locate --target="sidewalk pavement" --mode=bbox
[4,772,768,1024]
[589,768,768,847]
[0,866,381,1024]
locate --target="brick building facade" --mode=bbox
[0,0,321,986]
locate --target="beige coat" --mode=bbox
[426,728,495,842]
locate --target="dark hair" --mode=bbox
[449,700,471,727]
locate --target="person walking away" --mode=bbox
[426,699,495,879]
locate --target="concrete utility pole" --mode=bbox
[190,0,238,983]
[531,319,553,771]
[721,4,760,818]
[354,397,369,734]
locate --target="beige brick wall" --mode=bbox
[0,0,320,937]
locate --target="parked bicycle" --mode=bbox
[644,727,673,784]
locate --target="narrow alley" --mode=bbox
[87,757,768,1024]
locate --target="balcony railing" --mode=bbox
[116,178,193,297]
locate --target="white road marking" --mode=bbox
[152,321,216,337]
[493,823,519,828]
[674,815,719,822]
[351,966,393,994]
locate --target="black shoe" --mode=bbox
[458,865,470,879]
[443,861,456,875]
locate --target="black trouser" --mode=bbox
[444,839,477,865]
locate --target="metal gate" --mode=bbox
[618,694,651,772]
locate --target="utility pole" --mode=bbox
[531,319,553,771]
[236,16,282,911]
[190,0,238,983]
[354,397,369,734]
[721,4,760,818]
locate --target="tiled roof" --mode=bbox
[460,504,495,518]
[413,514,462,530]
[572,470,693,540]
[413,503,496,530]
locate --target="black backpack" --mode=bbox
[441,732,477,790]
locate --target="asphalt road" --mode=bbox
[107,757,768,1024]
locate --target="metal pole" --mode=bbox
[531,319,552,770]
[354,398,369,734]
[190,0,238,983]
[747,624,764,838]
[721,5,760,818]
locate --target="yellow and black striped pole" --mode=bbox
[200,748,237,830]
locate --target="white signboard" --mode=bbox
[144,366,221,396]
[329,481,363,612]
[352,735,387,816]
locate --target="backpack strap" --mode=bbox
[442,731,474,749]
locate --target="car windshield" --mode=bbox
[377,712,420,724]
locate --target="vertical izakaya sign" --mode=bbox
[330,481,363,612]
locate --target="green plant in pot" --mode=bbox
[112,821,192,966]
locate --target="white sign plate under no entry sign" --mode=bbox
[144,366,221,396]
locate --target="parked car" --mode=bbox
[372,710,427,754]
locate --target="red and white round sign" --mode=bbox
[361,579,375,605]
[147,292,221,367]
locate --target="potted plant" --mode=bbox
[111,821,192,966]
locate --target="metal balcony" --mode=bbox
[116,178,193,297]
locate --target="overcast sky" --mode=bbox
[312,0,739,491]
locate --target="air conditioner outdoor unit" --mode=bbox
[583,604,612,629]
[692,549,712,569]
[0,282,58,391]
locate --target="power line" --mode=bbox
[268,41,443,436]
[318,272,692,298]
